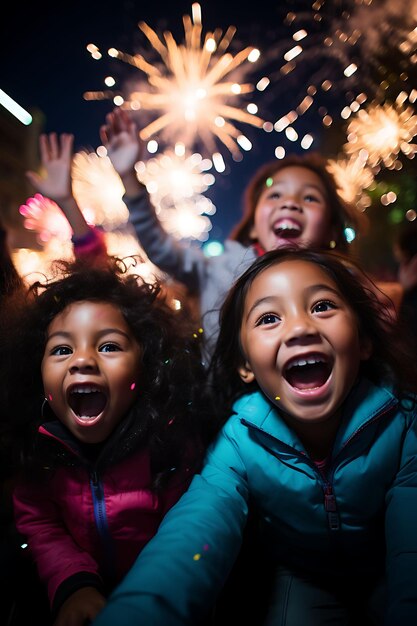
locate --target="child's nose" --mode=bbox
[284,314,319,343]
[69,351,98,373]
[281,196,301,211]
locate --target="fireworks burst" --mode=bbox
[72,151,129,229]
[257,0,417,150]
[158,202,212,241]
[84,3,264,158]
[136,150,214,204]
[327,153,374,212]
[12,230,160,285]
[12,237,74,285]
[343,102,417,168]
[134,148,215,240]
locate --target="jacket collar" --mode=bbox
[39,420,85,457]
[234,378,398,455]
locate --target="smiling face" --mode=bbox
[238,260,372,430]
[42,301,142,444]
[250,165,335,251]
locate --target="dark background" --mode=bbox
[0,0,328,241]
[2,0,416,264]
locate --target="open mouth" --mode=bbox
[68,385,107,420]
[284,355,332,390]
[273,220,302,240]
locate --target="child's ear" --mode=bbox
[238,361,256,384]
[360,336,373,361]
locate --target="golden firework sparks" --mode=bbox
[84,3,264,158]
[327,154,374,211]
[134,148,215,240]
[344,102,417,168]
[72,151,129,229]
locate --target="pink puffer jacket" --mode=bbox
[13,422,197,609]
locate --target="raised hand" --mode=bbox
[100,108,142,178]
[26,133,74,204]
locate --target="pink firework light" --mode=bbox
[19,194,73,244]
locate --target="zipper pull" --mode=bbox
[324,486,340,531]
[91,470,98,486]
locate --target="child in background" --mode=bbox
[99,108,362,361]
[0,258,210,626]
[92,248,417,626]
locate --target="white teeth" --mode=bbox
[71,386,100,394]
[275,221,301,233]
[289,356,325,368]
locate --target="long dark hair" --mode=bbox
[229,153,365,253]
[209,248,417,423]
[0,257,212,487]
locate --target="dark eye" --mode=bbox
[100,343,121,352]
[268,190,282,200]
[304,193,321,203]
[257,313,281,326]
[51,345,72,356]
[312,300,337,313]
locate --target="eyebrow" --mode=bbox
[269,182,325,194]
[46,328,132,342]
[245,282,341,320]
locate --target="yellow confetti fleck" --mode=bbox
[193,553,201,561]
[275,396,280,401]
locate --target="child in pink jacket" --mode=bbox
[1,258,211,626]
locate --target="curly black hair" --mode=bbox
[0,257,214,488]
[209,247,417,424]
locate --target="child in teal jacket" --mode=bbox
[92,248,417,626]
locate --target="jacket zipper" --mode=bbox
[90,469,116,581]
[319,403,396,531]
[249,399,397,532]
[324,484,340,530]
[38,425,118,581]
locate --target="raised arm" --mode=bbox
[26,133,90,239]
[99,108,144,198]
[100,108,204,291]
[26,132,108,263]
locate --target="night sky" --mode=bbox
[10,0,414,247]
[2,0,323,241]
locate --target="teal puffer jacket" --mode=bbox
[93,378,417,626]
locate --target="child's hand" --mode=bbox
[53,586,106,626]
[99,108,142,178]
[26,133,74,204]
